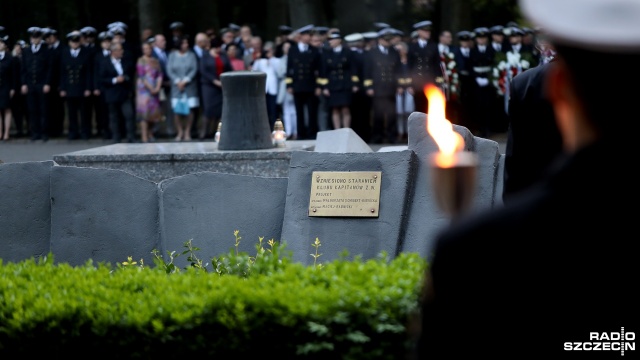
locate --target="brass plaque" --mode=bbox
[308,171,382,217]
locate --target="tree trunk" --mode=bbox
[288,0,326,29]
[439,0,472,35]
[334,0,372,35]
[266,0,289,42]
[138,0,161,34]
[191,0,219,36]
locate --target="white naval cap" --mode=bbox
[169,21,184,30]
[344,33,364,42]
[362,31,378,40]
[413,20,432,30]
[520,0,640,53]
[295,24,314,34]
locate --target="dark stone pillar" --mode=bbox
[218,71,274,150]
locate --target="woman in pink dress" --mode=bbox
[136,41,163,142]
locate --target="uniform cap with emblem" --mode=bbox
[278,25,293,35]
[413,20,432,31]
[110,26,126,36]
[146,36,155,44]
[457,30,472,41]
[98,31,114,41]
[490,25,505,35]
[520,0,640,53]
[170,22,184,30]
[66,31,82,41]
[17,39,26,47]
[344,33,364,43]
[80,26,97,36]
[373,22,390,29]
[328,32,342,40]
[473,27,490,38]
[42,28,57,38]
[0,34,8,43]
[107,22,128,31]
[362,31,378,40]
[228,23,241,31]
[295,24,314,35]
[27,27,43,37]
[377,27,396,40]
[508,27,525,37]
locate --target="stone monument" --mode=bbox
[217,71,274,150]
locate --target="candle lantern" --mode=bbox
[424,85,478,218]
[214,122,222,143]
[272,119,286,148]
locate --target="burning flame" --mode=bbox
[425,84,464,167]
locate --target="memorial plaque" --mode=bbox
[308,171,382,217]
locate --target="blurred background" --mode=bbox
[1,0,523,46]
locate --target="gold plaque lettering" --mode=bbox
[308,171,381,217]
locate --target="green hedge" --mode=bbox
[0,238,427,358]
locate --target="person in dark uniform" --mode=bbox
[407,20,442,115]
[10,39,28,137]
[93,31,114,140]
[21,27,52,141]
[415,0,638,358]
[285,24,322,140]
[468,27,495,137]
[503,48,562,203]
[99,41,135,143]
[43,28,65,138]
[450,30,474,131]
[344,32,371,142]
[318,32,357,130]
[59,30,93,140]
[80,26,100,137]
[363,27,403,144]
[0,33,18,141]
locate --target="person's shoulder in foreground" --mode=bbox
[415,0,639,358]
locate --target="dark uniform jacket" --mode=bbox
[99,56,134,104]
[503,62,563,202]
[363,45,402,98]
[407,39,442,89]
[318,46,357,92]
[285,42,321,93]
[82,42,99,90]
[59,47,92,97]
[20,44,52,89]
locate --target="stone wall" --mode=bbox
[0,114,504,266]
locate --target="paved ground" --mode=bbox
[0,133,507,164]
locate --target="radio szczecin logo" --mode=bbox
[564,328,635,356]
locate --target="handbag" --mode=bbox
[173,93,190,115]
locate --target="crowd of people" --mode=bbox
[0,19,552,144]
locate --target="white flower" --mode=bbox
[521,60,530,69]
[507,52,521,66]
[497,61,507,71]
[447,52,455,59]
[447,61,456,69]
[451,85,457,93]
[452,73,458,80]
